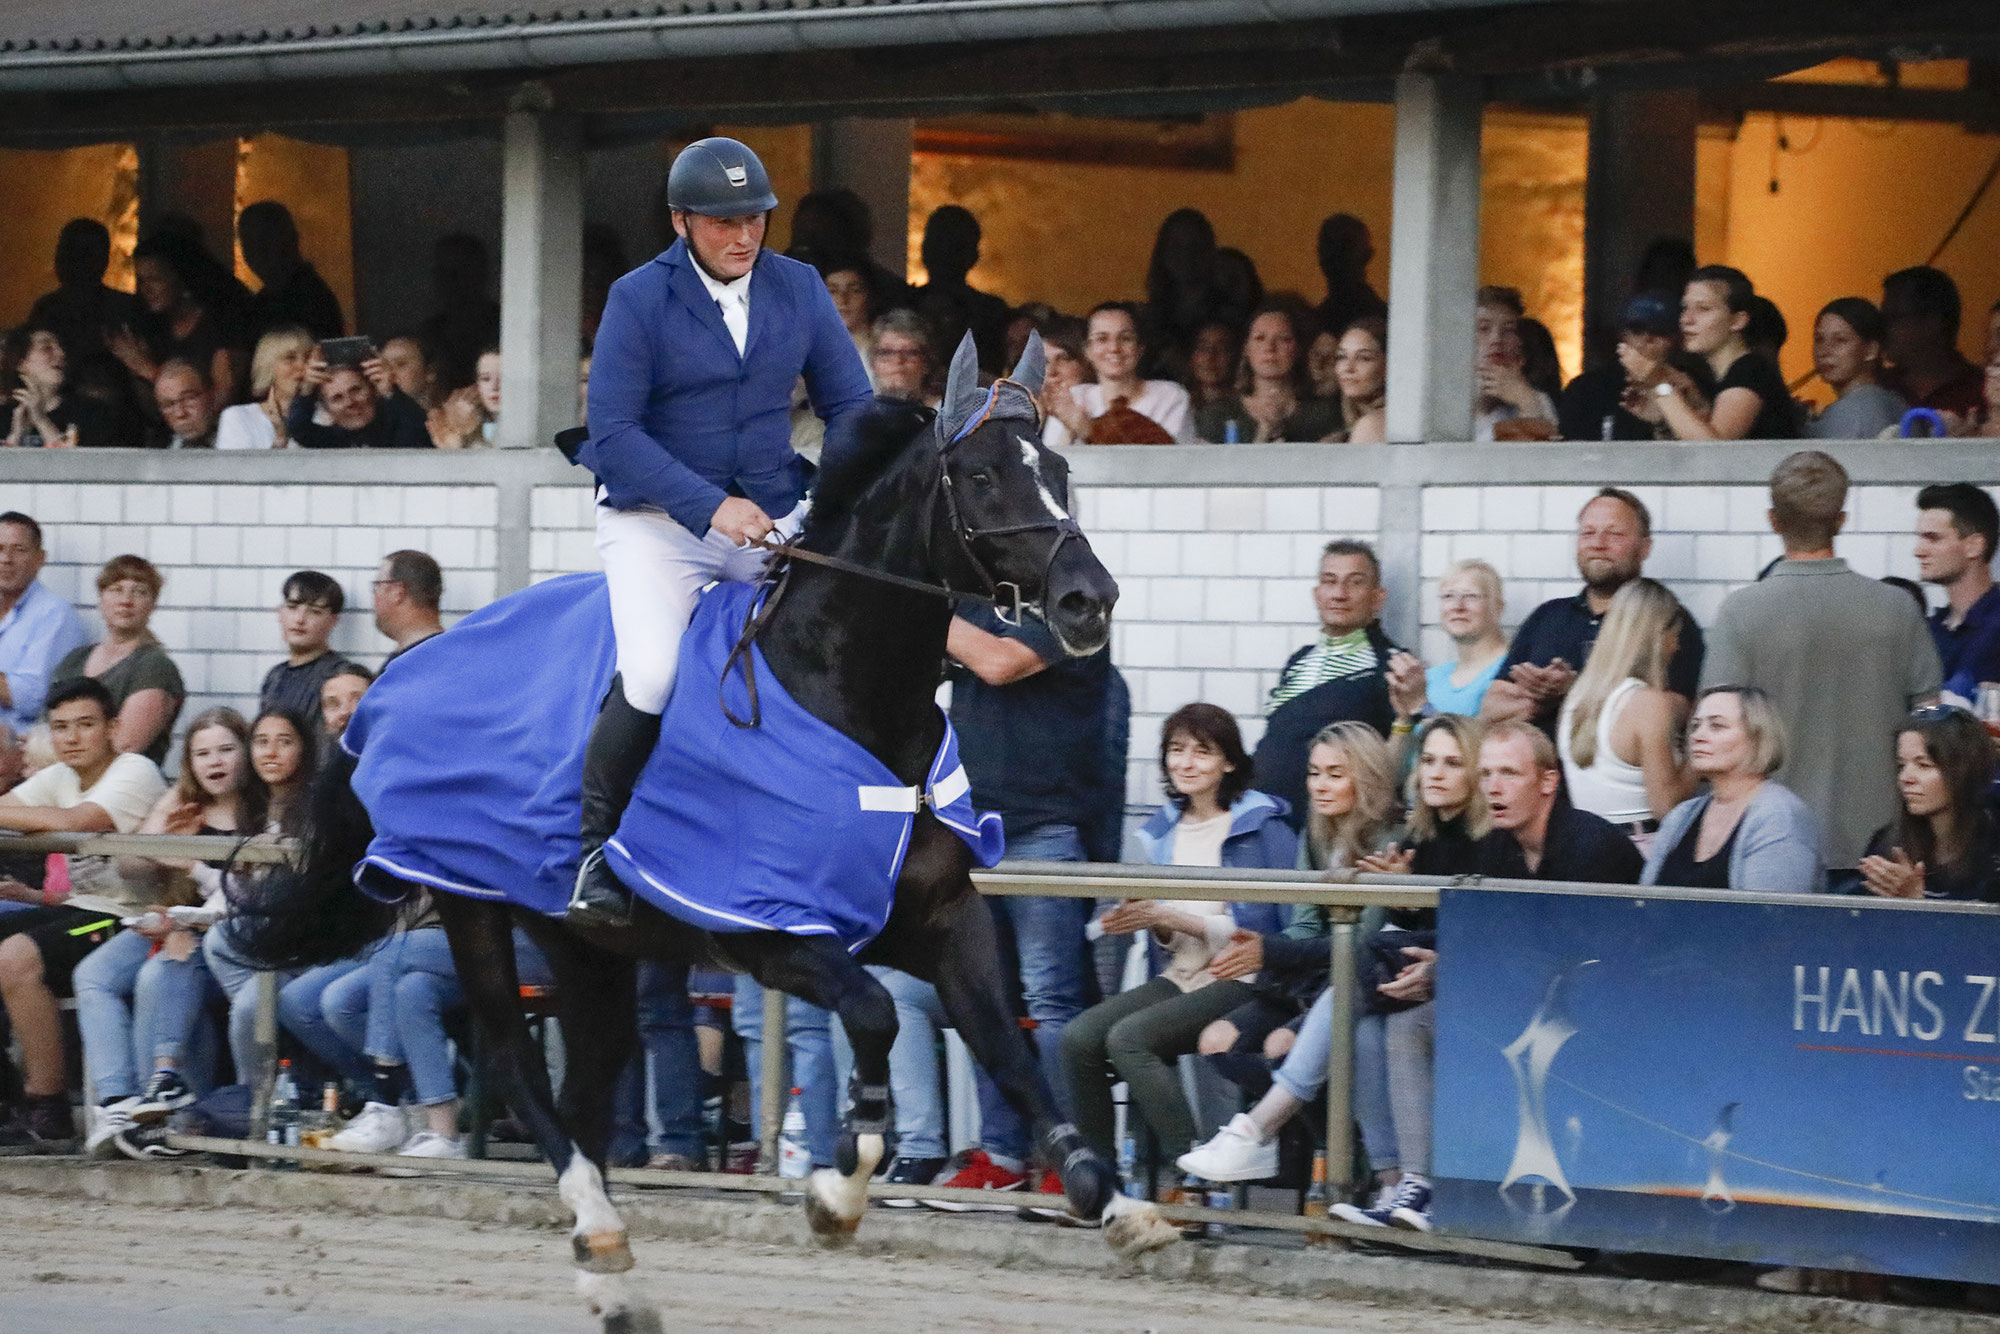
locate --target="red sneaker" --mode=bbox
[922,1149,1026,1212]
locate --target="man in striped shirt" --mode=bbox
[1251,539,1404,826]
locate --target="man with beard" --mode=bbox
[1481,488,1703,733]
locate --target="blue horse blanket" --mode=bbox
[343,573,1004,951]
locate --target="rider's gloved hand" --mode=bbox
[711,497,775,546]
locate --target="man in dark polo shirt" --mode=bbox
[1482,487,1702,733]
[1915,482,2000,703]
[942,604,1124,1196]
[1476,720,1643,884]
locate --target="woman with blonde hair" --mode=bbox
[1558,577,1694,841]
[217,325,315,450]
[1187,722,1401,1156]
[1644,686,1822,892]
[1423,560,1508,718]
[1180,719,1415,1194]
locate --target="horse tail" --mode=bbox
[227,747,400,970]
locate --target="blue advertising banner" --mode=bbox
[1434,885,2000,1282]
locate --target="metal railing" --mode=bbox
[22,831,1988,1263]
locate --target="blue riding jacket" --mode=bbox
[577,239,874,536]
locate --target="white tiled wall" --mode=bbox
[1076,485,1380,807]
[18,481,500,751]
[0,468,1957,812]
[1416,484,1931,664]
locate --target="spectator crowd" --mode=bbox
[12,192,2000,454]
[0,182,1996,1309]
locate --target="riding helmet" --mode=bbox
[666,137,779,217]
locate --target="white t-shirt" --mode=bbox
[9,753,167,911]
[1156,809,1250,991]
[1044,380,1195,447]
[215,402,277,450]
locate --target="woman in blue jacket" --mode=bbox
[1058,703,1296,1164]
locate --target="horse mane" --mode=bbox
[804,396,935,536]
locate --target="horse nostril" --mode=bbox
[1057,590,1104,624]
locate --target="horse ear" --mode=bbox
[936,332,984,444]
[1010,331,1046,396]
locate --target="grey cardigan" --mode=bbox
[1641,781,1825,893]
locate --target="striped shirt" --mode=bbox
[1266,628,1377,714]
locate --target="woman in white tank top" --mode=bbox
[1558,578,1695,841]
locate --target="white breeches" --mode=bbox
[595,497,806,714]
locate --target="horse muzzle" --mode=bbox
[1045,541,1118,658]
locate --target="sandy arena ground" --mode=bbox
[0,1191,1647,1333]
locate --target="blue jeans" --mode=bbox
[74,928,217,1101]
[1272,987,1399,1173]
[732,974,839,1168]
[612,961,706,1163]
[279,956,376,1087]
[872,966,949,1161]
[373,926,554,1106]
[203,922,298,1085]
[975,821,1093,1162]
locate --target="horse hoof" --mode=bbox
[602,1308,665,1334]
[573,1228,636,1273]
[803,1168,864,1245]
[1102,1197,1180,1258]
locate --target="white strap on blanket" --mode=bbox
[858,785,919,813]
[929,765,970,809]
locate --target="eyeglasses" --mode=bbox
[157,390,208,412]
[873,346,924,362]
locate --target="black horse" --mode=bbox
[234,334,1178,1332]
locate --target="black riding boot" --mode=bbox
[566,675,662,928]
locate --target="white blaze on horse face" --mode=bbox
[1017,435,1070,522]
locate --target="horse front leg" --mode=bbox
[917,885,1178,1257]
[439,898,655,1334]
[735,934,898,1244]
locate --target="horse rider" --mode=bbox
[566,137,874,927]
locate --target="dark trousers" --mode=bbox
[1059,975,1253,1161]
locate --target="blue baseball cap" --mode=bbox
[1621,292,1678,337]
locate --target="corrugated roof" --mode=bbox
[0,0,1104,55]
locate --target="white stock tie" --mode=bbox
[716,287,749,356]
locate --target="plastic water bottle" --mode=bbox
[1223,418,1240,444]
[1116,1133,1144,1200]
[1205,1179,1233,1237]
[267,1059,301,1151]
[777,1088,810,1178]
[1303,1149,1333,1246]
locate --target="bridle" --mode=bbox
[721,383,1082,727]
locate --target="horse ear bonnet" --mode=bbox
[935,331,1044,446]
[1010,332,1047,396]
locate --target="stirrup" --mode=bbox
[567,847,633,928]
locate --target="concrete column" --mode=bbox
[137,136,237,252]
[1582,91,1698,370]
[497,111,583,451]
[810,119,914,282]
[1384,73,1483,445]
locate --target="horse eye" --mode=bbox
[968,469,995,488]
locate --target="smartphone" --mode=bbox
[319,336,376,368]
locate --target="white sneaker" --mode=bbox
[397,1130,467,1159]
[1174,1114,1278,1183]
[329,1101,410,1154]
[86,1098,142,1160]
